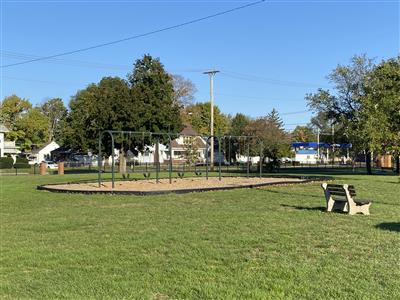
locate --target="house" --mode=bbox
[167,125,207,163]
[125,125,207,165]
[28,141,60,164]
[0,124,20,160]
[295,149,318,164]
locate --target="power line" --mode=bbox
[1,0,266,68]
[1,50,207,72]
[220,70,331,88]
[280,110,310,115]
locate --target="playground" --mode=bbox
[38,176,310,195]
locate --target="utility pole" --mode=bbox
[203,70,219,170]
[317,128,320,162]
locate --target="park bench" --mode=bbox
[321,183,372,215]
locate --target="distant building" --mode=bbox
[0,124,20,160]
[28,141,60,164]
[295,149,318,164]
[168,124,207,163]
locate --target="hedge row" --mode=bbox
[0,157,31,169]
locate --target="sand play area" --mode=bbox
[38,176,313,195]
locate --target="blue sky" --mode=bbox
[1,0,399,130]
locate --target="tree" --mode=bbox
[40,98,68,142]
[14,108,49,150]
[60,77,133,153]
[306,54,375,174]
[61,54,183,174]
[128,55,182,134]
[226,113,250,163]
[0,95,32,131]
[172,75,197,108]
[244,109,290,170]
[183,136,200,168]
[185,102,230,136]
[360,56,400,173]
[291,125,316,142]
[230,113,250,136]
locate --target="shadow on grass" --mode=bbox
[281,204,325,212]
[375,222,400,232]
[263,189,321,199]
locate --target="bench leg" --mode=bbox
[348,203,371,215]
[326,198,335,212]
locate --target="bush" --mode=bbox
[14,158,30,169]
[0,157,14,169]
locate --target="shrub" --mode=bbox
[0,157,14,169]
[14,158,30,169]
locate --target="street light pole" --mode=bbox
[203,70,219,170]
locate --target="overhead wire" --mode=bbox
[220,70,331,88]
[1,0,266,68]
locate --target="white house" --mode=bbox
[295,149,318,164]
[28,141,60,164]
[0,124,20,161]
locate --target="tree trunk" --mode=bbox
[119,148,127,174]
[154,142,160,170]
[365,149,372,175]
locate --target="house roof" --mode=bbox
[180,124,199,136]
[0,124,9,133]
[32,141,60,154]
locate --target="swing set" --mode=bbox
[97,130,264,189]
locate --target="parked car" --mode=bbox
[280,157,292,163]
[43,160,58,169]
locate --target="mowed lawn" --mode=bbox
[1,172,399,299]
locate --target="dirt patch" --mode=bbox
[39,176,307,195]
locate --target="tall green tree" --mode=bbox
[244,109,290,170]
[0,95,32,133]
[226,113,251,163]
[306,54,375,174]
[360,56,400,173]
[14,108,49,150]
[185,102,230,136]
[40,98,68,142]
[60,77,134,152]
[128,54,182,134]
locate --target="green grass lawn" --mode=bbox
[1,171,399,299]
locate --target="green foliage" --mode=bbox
[360,56,400,153]
[0,95,32,129]
[291,125,316,142]
[186,102,230,136]
[40,98,68,142]
[14,108,50,151]
[183,136,200,165]
[128,54,182,135]
[244,109,290,166]
[0,95,53,151]
[229,113,250,137]
[59,77,133,152]
[13,158,30,169]
[0,157,14,169]
[61,55,183,155]
[306,54,383,174]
